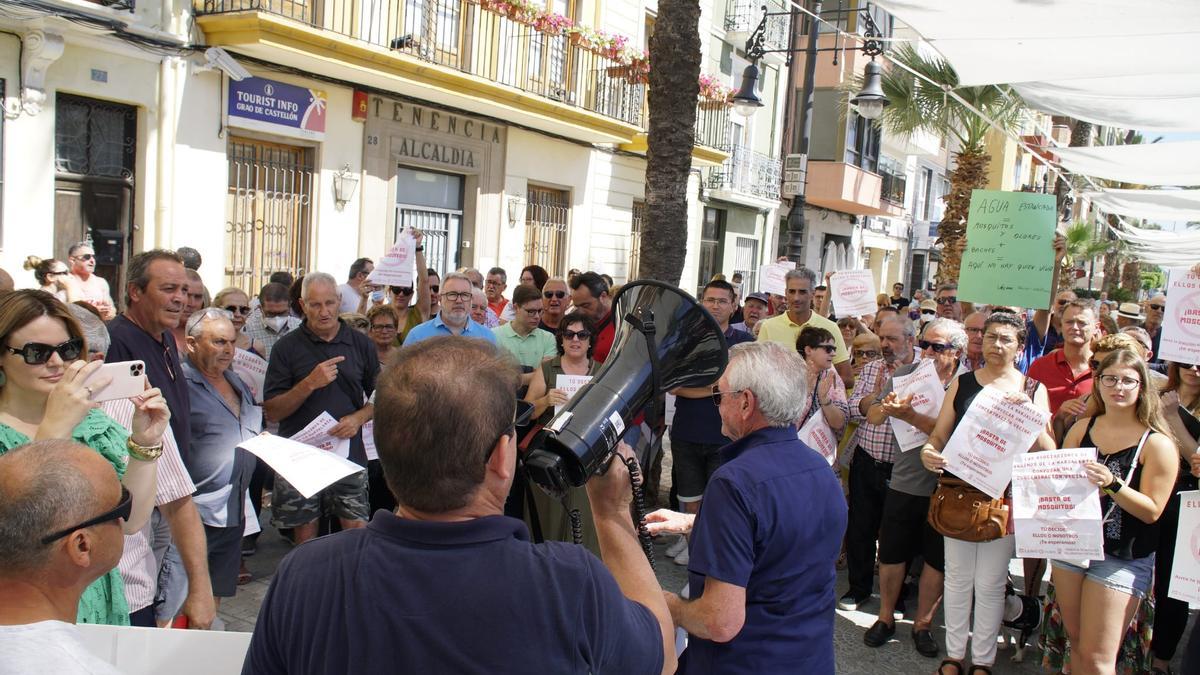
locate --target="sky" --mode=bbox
[1143,132,1198,231]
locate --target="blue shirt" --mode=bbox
[242,512,663,675]
[182,359,262,528]
[670,328,755,445]
[1021,319,1061,373]
[404,313,498,345]
[682,426,848,674]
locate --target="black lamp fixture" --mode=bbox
[849,59,889,120]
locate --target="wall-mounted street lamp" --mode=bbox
[332,165,359,210]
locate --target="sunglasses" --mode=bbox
[919,340,953,353]
[390,287,414,296]
[936,296,958,306]
[370,323,397,331]
[4,338,84,365]
[430,285,440,294]
[711,386,746,404]
[543,290,567,300]
[1056,299,1070,307]
[73,253,95,261]
[810,344,837,354]
[854,350,881,360]
[562,329,592,341]
[921,310,936,316]
[41,485,132,545]
[1149,304,1165,311]
[223,305,251,316]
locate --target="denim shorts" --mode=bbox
[1052,553,1155,599]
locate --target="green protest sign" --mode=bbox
[958,190,1057,310]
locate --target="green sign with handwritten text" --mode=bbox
[958,190,1057,310]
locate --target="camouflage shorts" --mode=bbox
[271,469,369,528]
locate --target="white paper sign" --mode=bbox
[665,393,677,427]
[1011,448,1104,560]
[78,624,252,675]
[941,386,1051,499]
[797,412,838,466]
[554,374,592,413]
[231,348,267,404]
[366,233,415,287]
[290,411,350,459]
[238,433,361,498]
[889,360,947,451]
[362,420,377,461]
[1169,490,1200,607]
[1159,268,1200,365]
[242,491,261,537]
[830,270,879,318]
[758,260,795,296]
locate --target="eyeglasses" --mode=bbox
[430,285,440,294]
[563,330,591,341]
[41,486,131,546]
[965,327,984,335]
[810,344,837,354]
[442,291,471,303]
[1099,374,1141,390]
[521,306,544,315]
[543,290,567,300]
[853,350,881,360]
[73,253,95,261]
[370,323,396,331]
[711,386,746,404]
[484,400,535,462]
[223,305,251,316]
[4,338,84,365]
[919,340,953,353]
[390,287,414,296]
[936,296,958,306]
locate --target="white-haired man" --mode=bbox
[646,342,847,673]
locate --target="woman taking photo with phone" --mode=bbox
[1053,350,1177,675]
[0,290,168,624]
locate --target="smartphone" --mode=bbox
[82,360,146,402]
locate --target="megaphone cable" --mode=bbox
[621,454,656,569]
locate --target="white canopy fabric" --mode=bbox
[873,0,1200,131]
[1107,221,1200,267]
[1085,189,1200,221]
[1053,141,1200,187]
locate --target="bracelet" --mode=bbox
[414,245,424,252]
[126,437,164,461]
[1102,476,1125,496]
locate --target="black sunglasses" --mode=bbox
[4,338,84,365]
[543,290,567,300]
[920,340,953,353]
[484,401,535,462]
[73,253,95,261]
[810,344,837,354]
[430,285,440,294]
[936,296,958,306]
[223,305,252,316]
[562,329,592,341]
[390,286,414,296]
[1149,304,1165,311]
[41,485,132,545]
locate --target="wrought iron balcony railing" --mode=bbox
[197,0,645,126]
[724,0,789,52]
[707,145,781,200]
[694,101,731,151]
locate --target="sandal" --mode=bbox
[237,561,252,585]
[936,659,964,675]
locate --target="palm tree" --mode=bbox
[873,44,1025,284]
[1058,220,1109,292]
[640,0,701,285]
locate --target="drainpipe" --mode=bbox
[154,56,178,248]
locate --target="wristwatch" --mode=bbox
[414,245,425,252]
[127,437,164,461]
[1102,476,1125,496]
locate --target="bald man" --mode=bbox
[0,441,126,674]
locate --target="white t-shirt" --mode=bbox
[337,283,362,314]
[0,620,122,674]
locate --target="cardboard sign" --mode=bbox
[554,374,592,413]
[830,270,878,318]
[797,412,838,466]
[941,386,1051,499]
[238,433,361,498]
[1012,448,1104,560]
[1169,490,1200,607]
[1158,267,1200,365]
[758,260,795,296]
[367,233,416,287]
[888,359,946,451]
[231,348,267,404]
[958,190,1057,309]
[289,411,350,459]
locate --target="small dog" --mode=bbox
[998,590,1043,663]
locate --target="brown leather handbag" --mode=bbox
[927,477,1009,543]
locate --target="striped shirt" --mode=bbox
[243,310,301,361]
[847,358,916,464]
[106,399,195,613]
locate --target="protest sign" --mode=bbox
[1169,490,1200,607]
[1011,448,1103,560]
[888,360,946,451]
[758,260,795,296]
[958,190,1057,309]
[362,420,377,461]
[239,433,361,498]
[79,624,252,675]
[797,412,838,466]
[829,270,878,318]
[554,374,592,413]
[367,232,416,287]
[231,348,267,404]
[290,411,350,459]
[1158,267,1200,365]
[941,385,1051,499]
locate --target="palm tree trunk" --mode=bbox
[640,0,701,286]
[1120,260,1141,295]
[935,150,990,285]
[1102,213,1122,295]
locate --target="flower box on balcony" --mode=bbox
[698,98,731,111]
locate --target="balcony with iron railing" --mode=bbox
[707,145,782,205]
[724,0,790,59]
[90,0,136,9]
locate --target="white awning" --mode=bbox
[1107,221,1200,267]
[1014,78,1200,133]
[1085,188,1200,221]
[1053,141,1200,187]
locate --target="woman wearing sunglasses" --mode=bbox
[795,326,849,436]
[0,290,169,624]
[24,256,80,304]
[213,288,266,359]
[1052,350,1177,675]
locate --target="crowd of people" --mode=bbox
[0,233,1196,675]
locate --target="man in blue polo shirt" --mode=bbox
[404,272,497,345]
[647,341,847,674]
[243,337,674,674]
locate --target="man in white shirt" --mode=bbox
[68,242,116,320]
[0,441,127,675]
[337,258,375,314]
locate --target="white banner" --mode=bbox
[1012,448,1104,560]
[366,232,416,287]
[238,433,361,499]
[231,348,267,404]
[758,260,795,296]
[889,360,946,452]
[797,412,838,466]
[830,270,879,318]
[1159,267,1200,365]
[1169,490,1200,607]
[554,374,592,413]
[289,411,351,459]
[942,386,1051,499]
